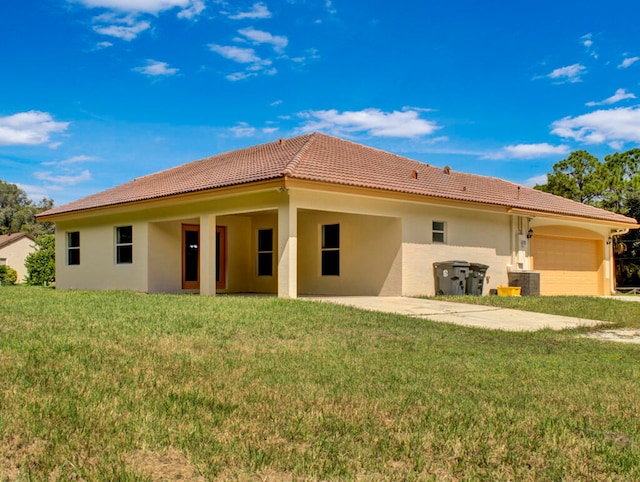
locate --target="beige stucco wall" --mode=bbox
[0,236,35,283]
[290,188,511,296]
[55,217,149,291]
[51,182,623,296]
[297,210,402,296]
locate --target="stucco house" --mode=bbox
[38,133,637,297]
[0,232,35,283]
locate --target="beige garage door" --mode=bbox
[531,235,602,295]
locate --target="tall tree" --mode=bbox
[0,180,54,236]
[534,150,602,205]
[600,148,640,215]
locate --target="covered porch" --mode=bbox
[146,202,402,298]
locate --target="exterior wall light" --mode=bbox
[606,236,612,245]
[526,228,534,239]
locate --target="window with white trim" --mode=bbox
[432,221,446,244]
[67,232,80,265]
[116,226,133,264]
[321,223,340,276]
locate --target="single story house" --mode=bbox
[38,133,638,297]
[0,232,35,283]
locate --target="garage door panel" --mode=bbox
[531,235,602,296]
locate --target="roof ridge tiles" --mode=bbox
[281,132,317,176]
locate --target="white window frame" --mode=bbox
[432,221,446,244]
[67,231,80,266]
[115,225,133,265]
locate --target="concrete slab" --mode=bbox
[305,296,606,332]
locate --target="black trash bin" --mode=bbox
[433,261,470,295]
[466,263,489,296]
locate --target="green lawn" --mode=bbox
[1,287,639,480]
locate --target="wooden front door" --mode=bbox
[182,224,227,290]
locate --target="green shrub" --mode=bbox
[24,234,55,285]
[0,265,18,285]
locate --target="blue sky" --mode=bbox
[2,0,640,206]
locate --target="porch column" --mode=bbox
[200,214,216,296]
[277,201,297,298]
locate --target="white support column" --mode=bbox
[277,198,297,298]
[199,214,217,296]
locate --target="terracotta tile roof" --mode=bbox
[39,133,637,225]
[0,232,34,249]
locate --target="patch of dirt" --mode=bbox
[582,329,640,344]
[0,435,49,481]
[125,449,205,481]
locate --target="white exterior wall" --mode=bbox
[0,236,35,283]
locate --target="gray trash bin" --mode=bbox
[466,263,489,296]
[433,260,470,295]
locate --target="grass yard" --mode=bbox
[1,288,639,480]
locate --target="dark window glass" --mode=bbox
[258,228,273,252]
[68,232,80,248]
[257,228,273,276]
[117,245,133,264]
[322,250,340,276]
[258,253,273,276]
[116,226,133,264]
[117,225,132,244]
[185,229,199,282]
[322,224,340,249]
[67,232,80,265]
[321,224,340,276]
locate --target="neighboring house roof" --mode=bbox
[38,133,637,225]
[0,232,34,249]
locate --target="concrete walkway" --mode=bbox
[306,296,606,332]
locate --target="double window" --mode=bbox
[116,226,133,264]
[67,232,80,265]
[257,228,273,276]
[321,223,340,276]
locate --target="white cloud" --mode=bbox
[546,63,586,83]
[501,143,570,159]
[581,33,593,49]
[209,44,265,64]
[586,88,636,107]
[297,108,440,138]
[71,0,201,16]
[0,111,69,146]
[92,14,151,41]
[228,2,271,20]
[95,41,114,49]
[524,174,548,187]
[225,71,258,81]
[238,27,288,53]
[619,56,639,69]
[34,169,92,185]
[551,106,640,146]
[177,0,204,19]
[134,59,179,76]
[230,122,256,137]
[42,155,98,167]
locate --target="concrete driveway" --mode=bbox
[306,296,605,332]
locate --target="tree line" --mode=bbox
[534,148,640,287]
